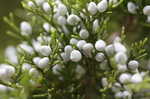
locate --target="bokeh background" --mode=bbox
[0,0,21,61]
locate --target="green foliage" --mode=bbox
[130,37,148,60]
[0,0,150,99]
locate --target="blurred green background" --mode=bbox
[0,0,21,61]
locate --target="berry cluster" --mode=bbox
[0,0,149,98]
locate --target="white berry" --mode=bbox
[114,42,127,53]
[143,5,150,16]
[19,43,34,55]
[77,40,87,50]
[28,1,34,7]
[29,68,40,77]
[93,19,99,32]
[38,57,49,69]
[0,64,15,81]
[83,43,94,57]
[52,64,62,75]
[95,40,106,51]
[64,45,73,55]
[0,84,13,92]
[61,52,70,62]
[20,21,32,36]
[83,43,93,52]
[127,2,138,14]
[5,46,18,64]
[87,2,98,15]
[95,53,105,62]
[42,2,51,12]
[130,73,143,83]
[39,45,52,56]
[43,22,51,32]
[70,50,82,62]
[33,57,41,66]
[70,38,78,45]
[119,73,131,84]
[101,77,108,87]
[115,92,123,98]
[117,64,127,72]
[79,29,89,39]
[122,91,131,98]
[97,0,108,13]
[115,52,127,64]
[57,4,68,16]
[67,14,80,25]
[128,60,139,70]
[22,63,32,71]
[104,44,115,56]
[57,16,67,26]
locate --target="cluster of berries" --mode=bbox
[0,0,148,98]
